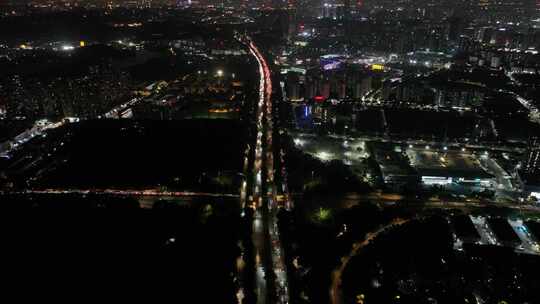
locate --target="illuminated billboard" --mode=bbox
[314,95,325,102]
[371,64,384,71]
[320,55,344,71]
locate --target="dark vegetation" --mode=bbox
[341,216,540,304]
[282,134,371,196]
[1,119,247,192]
[0,193,243,302]
[40,119,246,190]
[278,201,411,304]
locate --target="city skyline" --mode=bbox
[1,1,540,303]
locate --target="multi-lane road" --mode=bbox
[246,37,290,304]
[10,189,239,198]
[3,35,289,304]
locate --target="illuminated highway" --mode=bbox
[246,37,290,304]
[12,189,239,198]
[0,119,68,158]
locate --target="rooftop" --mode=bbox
[407,149,494,179]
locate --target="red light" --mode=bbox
[314,96,325,102]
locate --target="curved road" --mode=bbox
[330,218,410,304]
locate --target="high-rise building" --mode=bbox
[285,71,302,101]
[524,136,540,176]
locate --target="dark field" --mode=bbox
[35,119,247,191]
[342,217,540,304]
[0,196,243,302]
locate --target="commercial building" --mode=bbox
[369,143,420,189]
[407,149,496,188]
